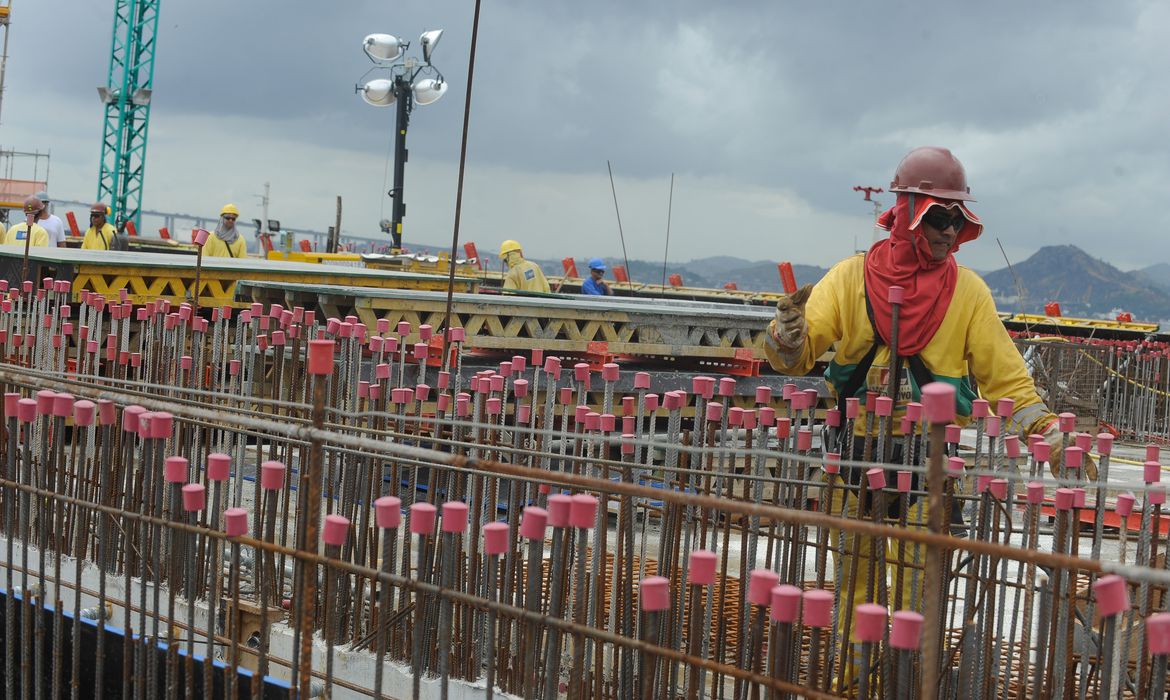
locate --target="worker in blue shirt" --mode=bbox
[581,257,613,296]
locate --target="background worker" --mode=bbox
[203,203,248,258]
[765,146,1093,689]
[581,257,613,296]
[33,191,67,247]
[81,202,119,250]
[499,239,550,293]
[3,196,51,247]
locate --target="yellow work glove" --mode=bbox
[1039,419,1099,481]
[769,284,814,355]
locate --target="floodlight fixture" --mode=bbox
[419,29,443,63]
[412,78,447,106]
[268,219,281,233]
[97,87,117,104]
[130,88,152,106]
[360,78,397,107]
[363,33,405,63]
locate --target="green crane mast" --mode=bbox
[97,0,159,232]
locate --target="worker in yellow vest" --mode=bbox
[81,202,119,250]
[203,203,248,258]
[499,239,549,293]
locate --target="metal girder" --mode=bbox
[97,0,160,231]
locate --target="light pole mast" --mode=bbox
[852,185,884,253]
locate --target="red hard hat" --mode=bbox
[889,146,974,201]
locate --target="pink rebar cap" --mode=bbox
[165,456,188,484]
[206,453,231,481]
[1096,433,1114,456]
[802,590,833,628]
[972,399,990,419]
[122,405,145,432]
[748,569,779,606]
[601,363,619,381]
[898,470,912,493]
[520,506,548,540]
[223,507,248,537]
[947,457,965,477]
[770,584,802,623]
[1148,613,1170,655]
[72,400,96,426]
[640,576,671,612]
[547,494,573,528]
[874,396,893,417]
[1058,412,1076,432]
[375,496,402,529]
[307,340,335,375]
[823,452,840,475]
[52,393,74,418]
[569,494,598,529]
[1093,574,1130,618]
[410,502,437,535]
[688,550,717,586]
[718,377,736,397]
[989,478,1009,500]
[260,461,285,490]
[633,371,651,390]
[1026,481,1045,505]
[1004,435,1021,459]
[483,521,509,555]
[866,468,886,491]
[2,392,18,418]
[1150,485,1166,506]
[945,424,961,444]
[1116,492,1135,517]
[323,514,350,546]
[854,603,888,643]
[921,382,956,424]
[442,501,469,533]
[181,483,206,512]
[1147,444,1161,462]
[1144,461,1161,484]
[890,610,925,650]
[1054,488,1075,511]
[797,428,812,451]
[1033,440,1051,463]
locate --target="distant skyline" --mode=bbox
[2,1,1167,271]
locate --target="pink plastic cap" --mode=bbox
[782,383,796,400]
[854,603,888,643]
[511,378,529,398]
[688,550,717,586]
[1097,433,1114,456]
[640,576,671,612]
[947,457,965,477]
[718,377,736,397]
[890,610,925,650]
[569,494,598,529]
[122,405,145,432]
[989,478,1009,500]
[35,390,55,416]
[887,285,904,304]
[866,468,887,490]
[900,416,913,435]
[775,417,791,439]
[483,521,509,555]
[1116,493,1135,517]
[601,363,619,381]
[181,483,206,512]
[224,508,248,537]
[1033,440,1051,464]
[922,382,956,424]
[1144,461,1161,484]
[644,393,659,412]
[323,514,350,546]
[1054,488,1074,511]
[582,410,597,429]
[1057,412,1076,432]
[2,392,17,418]
[865,391,877,412]
[441,501,469,533]
[748,569,780,606]
[358,382,370,399]
[72,400,95,426]
[628,371,649,390]
[875,396,893,417]
[1075,433,1092,453]
[574,362,590,382]
[976,474,992,494]
[826,408,841,428]
[905,402,922,422]
[599,413,615,432]
[1093,574,1130,618]
[770,584,803,623]
[437,371,450,390]
[1073,488,1087,508]
[972,399,990,419]
[897,470,912,493]
[447,326,465,342]
[547,494,573,528]
[410,502,437,535]
[996,397,1015,419]
[797,428,812,451]
[517,404,531,423]
[1026,481,1045,505]
[802,590,833,628]
[544,356,562,376]
[1065,447,1083,469]
[727,407,744,427]
[412,342,428,362]
[510,355,526,373]
[260,461,285,490]
[1148,613,1170,655]
[519,506,548,540]
[489,374,505,393]
[307,340,335,375]
[165,456,189,484]
[705,402,722,423]
[742,410,757,430]
[1147,444,1160,462]
[1004,435,1021,459]
[207,453,231,481]
[845,397,859,419]
[415,384,430,402]
[985,415,1000,437]
[1150,486,1167,506]
[823,452,841,475]
[379,496,407,529]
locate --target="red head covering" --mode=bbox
[864,193,982,356]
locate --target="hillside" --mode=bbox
[982,245,1170,321]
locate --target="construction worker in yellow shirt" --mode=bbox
[3,196,52,247]
[203,204,248,258]
[499,239,550,293]
[81,203,119,250]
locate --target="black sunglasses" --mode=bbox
[921,207,966,232]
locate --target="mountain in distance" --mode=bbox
[1136,262,1170,294]
[983,245,1170,322]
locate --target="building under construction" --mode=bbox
[0,242,1166,699]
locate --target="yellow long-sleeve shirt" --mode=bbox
[81,223,118,250]
[503,259,550,293]
[765,254,1053,436]
[3,223,51,247]
[202,233,247,258]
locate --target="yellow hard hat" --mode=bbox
[221,203,240,217]
[499,239,522,258]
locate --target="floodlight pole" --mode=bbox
[389,74,414,251]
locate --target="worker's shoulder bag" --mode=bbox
[825,275,936,457]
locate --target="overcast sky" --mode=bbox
[2,0,1167,271]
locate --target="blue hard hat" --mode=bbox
[588,257,606,271]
